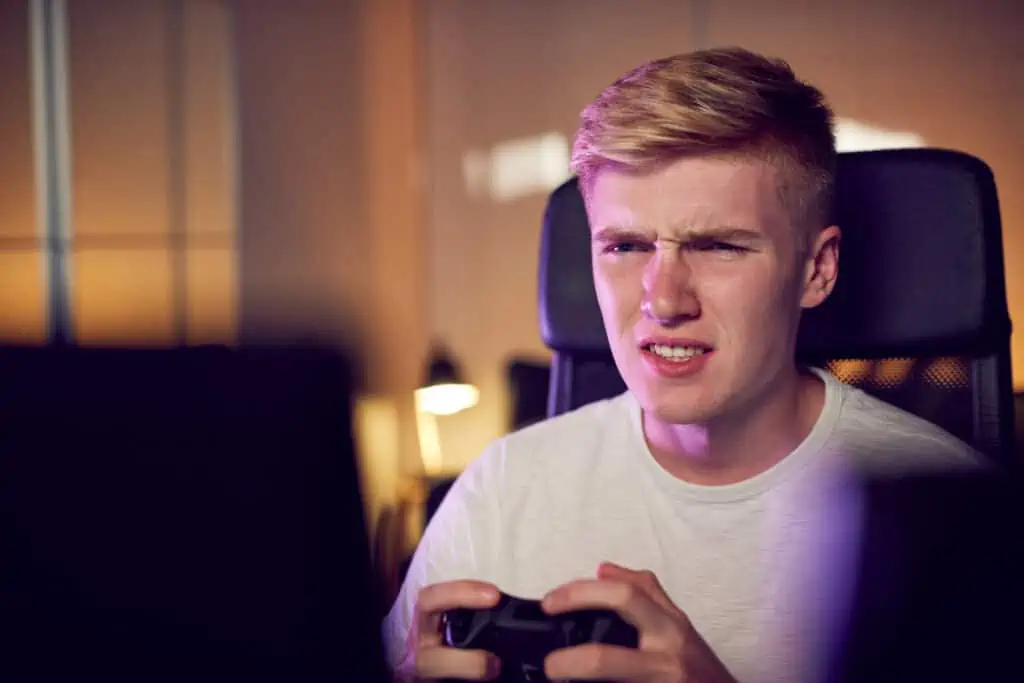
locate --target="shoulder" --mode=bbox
[452,392,636,499]
[502,392,633,455]
[823,370,987,473]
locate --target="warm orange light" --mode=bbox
[415,382,480,416]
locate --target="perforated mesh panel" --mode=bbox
[920,358,971,389]
[824,356,974,447]
[825,357,970,391]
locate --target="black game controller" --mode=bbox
[440,591,639,682]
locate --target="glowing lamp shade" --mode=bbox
[415,350,479,416]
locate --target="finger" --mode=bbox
[542,578,670,633]
[415,580,501,645]
[415,644,502,681]
[545,643,662,682]
[597,563,677,613]
[596,561,639,577]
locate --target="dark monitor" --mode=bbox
[828,470,1023,683]
[0,344,388,683]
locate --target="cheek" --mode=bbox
[702,265,794,329]
[593,263,643,326]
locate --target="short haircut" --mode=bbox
[572,47,837,235]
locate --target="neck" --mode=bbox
[642,367,825,486]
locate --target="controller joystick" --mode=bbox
[441,591,639,682]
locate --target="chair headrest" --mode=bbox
[538,149,1012,359]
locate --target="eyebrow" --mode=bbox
[591,225,765,243]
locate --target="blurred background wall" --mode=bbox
[1,0,1022,534]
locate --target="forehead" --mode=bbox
[586,156,789,235]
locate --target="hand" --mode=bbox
[394,579,503,682]
[541,563,737,683]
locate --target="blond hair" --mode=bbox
[572,47,836,233]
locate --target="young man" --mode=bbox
[384,48,980,683]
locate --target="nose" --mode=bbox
[641,248,700,326]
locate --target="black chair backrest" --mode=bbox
[538,149,1015,466]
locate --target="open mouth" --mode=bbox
[640,342,713,361]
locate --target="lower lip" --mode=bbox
[640,348,712,379]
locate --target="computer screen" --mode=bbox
[0,344,388,683]
[827,470,1023,683]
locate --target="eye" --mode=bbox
[691,239,749,254]
[601,241,651,255]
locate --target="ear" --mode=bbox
[800,225,841,309]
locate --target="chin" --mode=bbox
[647,402,720,426]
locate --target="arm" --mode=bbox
[381,444,503,674]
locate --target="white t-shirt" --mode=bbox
[383,368,981,683]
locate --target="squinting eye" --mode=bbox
[700,242,747,253]
[602,241,650,254]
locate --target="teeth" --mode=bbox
[650,344,706,360]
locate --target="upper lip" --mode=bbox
[638,336,714,350]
